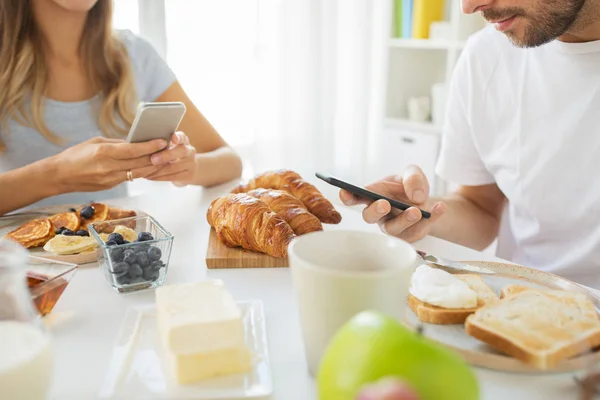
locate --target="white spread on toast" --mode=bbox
[409,264,478,309]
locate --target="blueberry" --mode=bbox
[136,252,150,267]
[80,205,95,219]
[123,250,137,264]
[128,264,143,278]
[105,240,118,247]
[108,233,124,245]
[62,229,76,236]
[143,267,159,281]
[68,208,77,213]
[110,262,129,277]
[110,247,125,262]
[150,260,165,271]
[122,240,130,245]
[133,243,150,253]
[116,274,131,285]
[137,232,154,242]
[147,246,162,261]
[76,230,89,237]
[55,227,66,235]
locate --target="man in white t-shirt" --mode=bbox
[340,0,600,289]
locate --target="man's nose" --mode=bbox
[462,0,494,14]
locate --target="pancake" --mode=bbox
[108,207,137,220]
[49,212,81,232]
[4,218,55,248]
[79,203,110,230]
[108,207,137,229]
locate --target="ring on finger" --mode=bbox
[126,169,134,182]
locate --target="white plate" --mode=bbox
[98,300,272,399]
[403,261,600,374]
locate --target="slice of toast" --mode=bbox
[465,289,600,369]
[408,274,499,325]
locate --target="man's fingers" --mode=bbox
[400,165,429,204]
[381,207,423,236]
[383,202,446,239]
[362,200,391,224]
[339,189,358,205]
[104,139,168,160]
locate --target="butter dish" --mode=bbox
[98,300,272,399]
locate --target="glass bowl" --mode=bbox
[26,256,78,316]
[88,215,174,294]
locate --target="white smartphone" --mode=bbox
[125,101,186,143]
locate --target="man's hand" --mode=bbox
[339,166,446,242]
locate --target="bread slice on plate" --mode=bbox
[408,274,499,325]
[465,289,600,369]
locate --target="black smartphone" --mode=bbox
[315,172,431,219]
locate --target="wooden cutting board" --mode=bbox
[205,228,289,269]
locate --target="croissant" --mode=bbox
[207,193,296,258]
[246,188,323,236]
[232,170,342,224]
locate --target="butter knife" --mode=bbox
[416,250,496,275]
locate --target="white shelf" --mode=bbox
[389,38,452,50]
[384,118,442,135]
[389,38,467,51]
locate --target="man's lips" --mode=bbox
[488,15,517,31]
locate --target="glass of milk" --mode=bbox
[0,239,54,399]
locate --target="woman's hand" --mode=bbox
[52,137,167,193]
[146,131,197,187]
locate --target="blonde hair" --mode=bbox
[0,0,137,151]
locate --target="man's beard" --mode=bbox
[482,0,586,48]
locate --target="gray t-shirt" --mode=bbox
[0,30,176,209]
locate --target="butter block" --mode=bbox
[168,346,252,384]
[155,280,245,355]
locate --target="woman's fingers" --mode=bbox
[129,165,164,180]
[102,139,167,159]
[151,143,194,165]
[145,157,194,179]
[147,169,195,183]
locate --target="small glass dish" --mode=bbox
[89,215,174,294]
[26,255,78,316]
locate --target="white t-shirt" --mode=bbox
[435,26,600,289]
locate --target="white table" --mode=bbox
[46,180,597,400]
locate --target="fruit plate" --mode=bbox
[403,261,600,374]
[0,204,146,266]
[98,300,273,399]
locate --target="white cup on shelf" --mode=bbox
[407,96,431,122]
[288,230,419,376]
[431,83,448,127]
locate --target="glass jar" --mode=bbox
[0,239,54,399]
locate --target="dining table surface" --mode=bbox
[44,174,599,400]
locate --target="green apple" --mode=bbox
[317,311,479,400]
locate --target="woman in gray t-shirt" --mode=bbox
[0,0,243,215]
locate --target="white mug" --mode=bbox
[288,230,419,376]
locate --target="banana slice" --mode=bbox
[43,235,98,255]
[113,225,138,243]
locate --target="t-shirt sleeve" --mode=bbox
[118,30,177,102]
[434,44,496,186]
